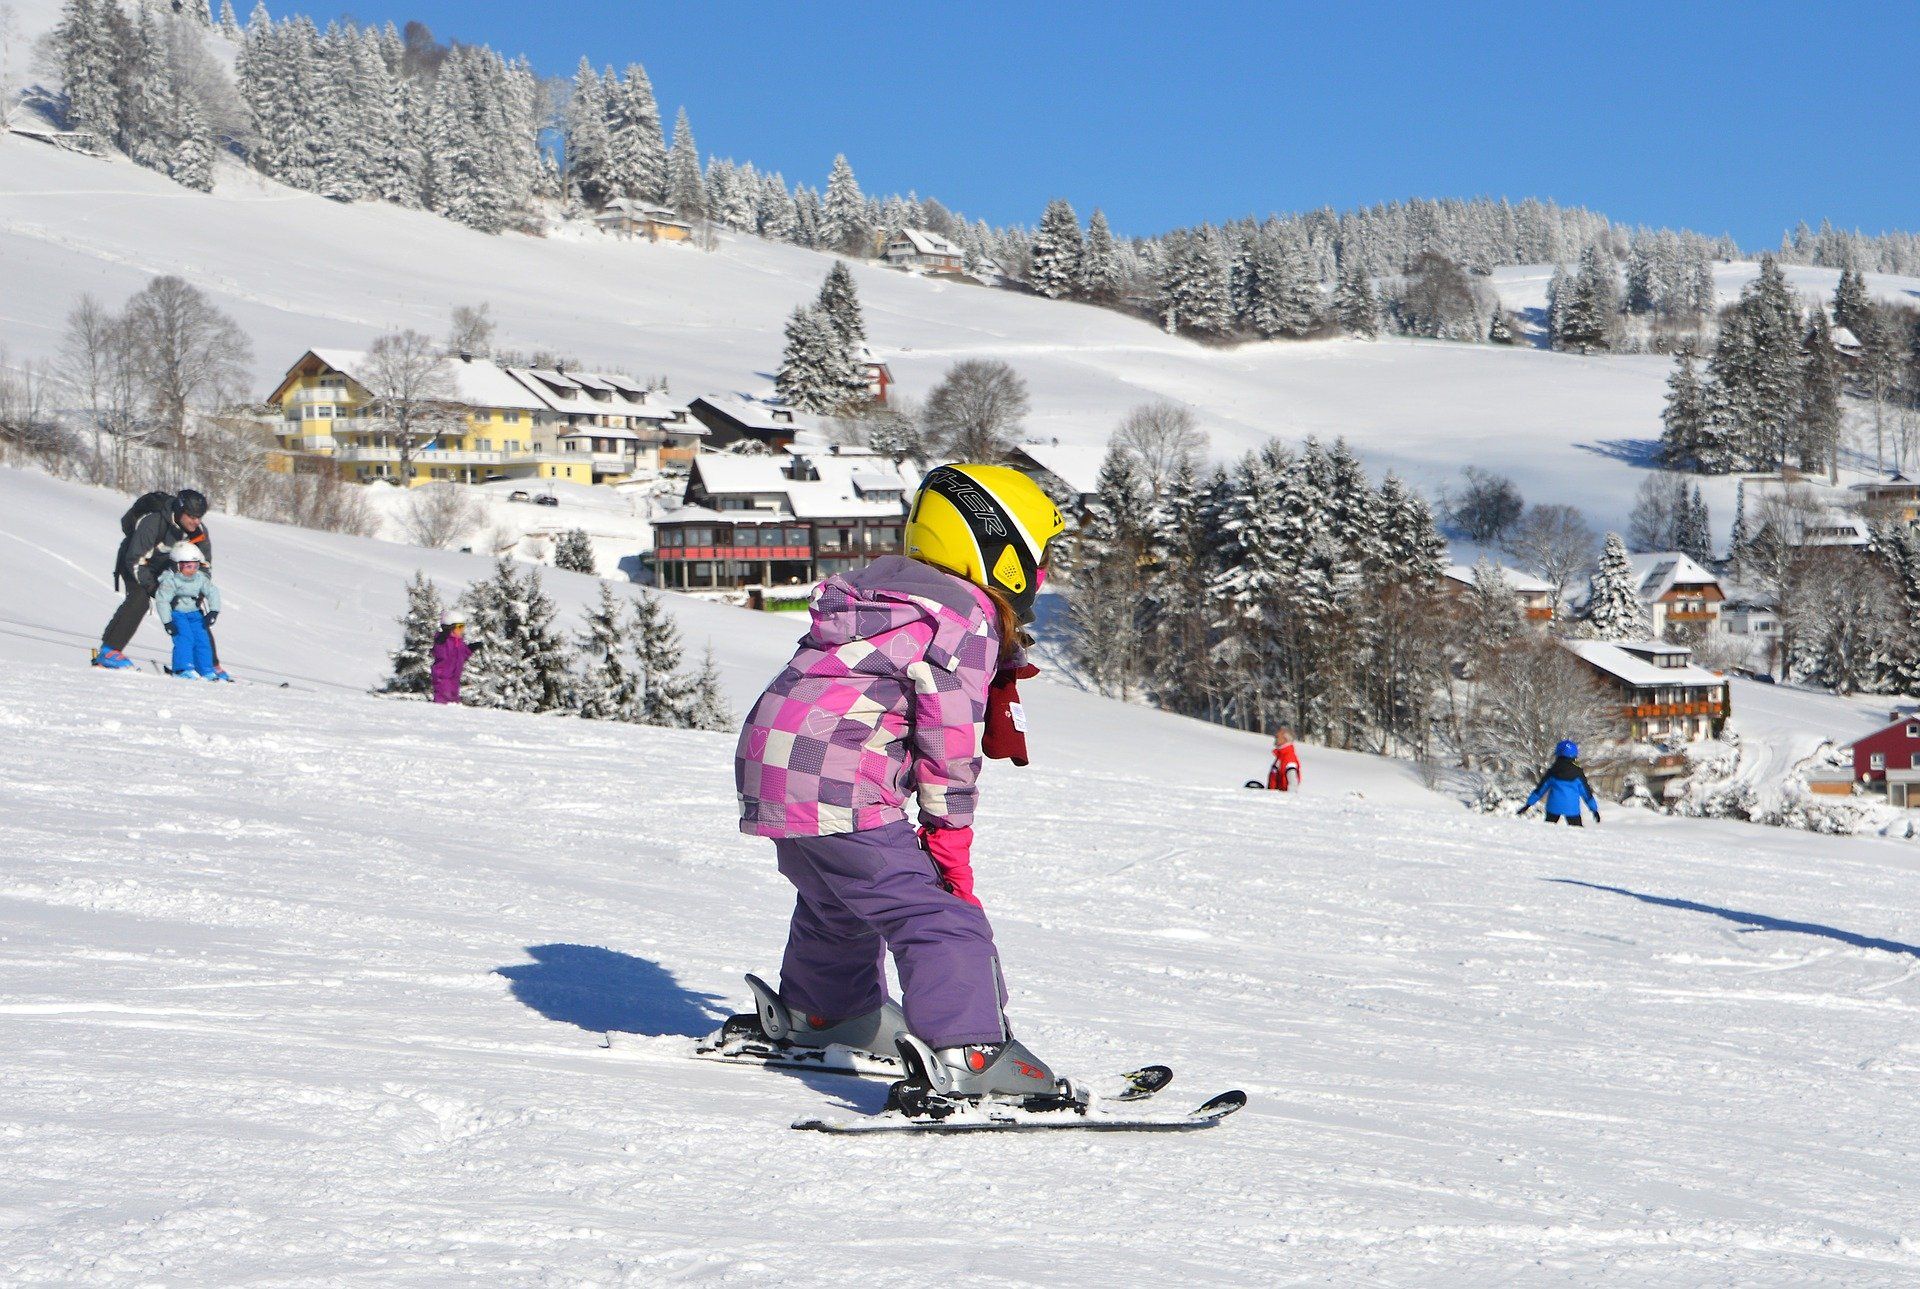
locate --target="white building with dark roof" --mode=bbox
[883,228,967,272]
[1624,552,1724,636]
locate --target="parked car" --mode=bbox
[534,494,559,507]
[508,490,531,503]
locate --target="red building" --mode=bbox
[1847,717,1920,786]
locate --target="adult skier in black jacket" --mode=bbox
[95,490,217,670]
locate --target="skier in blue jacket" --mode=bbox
[1520,740,1600,826]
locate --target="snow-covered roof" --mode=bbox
[1009,443,1108,497]
[691,455,791,495]
[889,228,964,257]
[652,503,790,526]
[1832,325,1862,349]
[1626,552,1719,601]
[691,394,817,436]
[307,348,547,412]
[556,426,643,443]
[504,366,668,421]
[1562,639,1725,688]
[1442,562,1555,595]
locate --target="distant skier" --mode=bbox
[734,464,1065,1101]
[1520,740,1601,826]
[153,543,222,681]
[1268,728,1302,791]
[431,611,471,704]
[96,489,220,673]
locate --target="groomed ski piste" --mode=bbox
[3,465,1920,1284]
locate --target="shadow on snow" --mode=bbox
[496,943,731,1037]
[1548,879,1920,958]
[1571,438,1664,468]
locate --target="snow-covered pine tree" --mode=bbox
[1676,485,1712,564]
[822,154,868,255]
[563,59,613,209]
[54,0,120,144]
[722,160,759,231]
[1375,472,1448,582]
[1465,557,1525,649]
[775,304,844,413]
[355,28,414,205]
[574,583,641,722]
[1028,198,1084,300]
[815,260,867,351]
[1797,308,1843,474]
[757,170,798,240]
[170,91,215,192]
[1066,443,1155,698]
[606,64,667,203]
[1706,256,1805,470]
[554,528,596,575]
[685,647,734,732]
[1140,459,1219,718]
[459,560,573,712]
[1544,264,1571,347]
[219,0,239,36]
[1832,266,1871,338]
[310,22,364,203]
[665,106,706,221]
[792,185,824,248]
[1078,208,1123,301]
[120,2,177,173]
[1582,534,1651,640]
[1557,243,1620,351]
[384,571,443,694]
[1332,258,1378,338]
[1156,231,1232,336]
[631,589,692,726]
[1659,343,1711,468]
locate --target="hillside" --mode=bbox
[6,465,1920,1282]
[9,137,1920,545]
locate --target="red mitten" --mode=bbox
[918,825,981,907]
[983,663,1039,766]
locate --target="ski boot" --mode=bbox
[695,974,909,1076]
[94,647,135,670]
[205,669,231,683]
[172,669,203,681]
[885,1030,1071,1121]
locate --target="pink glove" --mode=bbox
[918,825,981,907]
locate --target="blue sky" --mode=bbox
[329,0,1916,247]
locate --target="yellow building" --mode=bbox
[268,350,591,487]
[270,350,706,487]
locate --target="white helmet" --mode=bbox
[169,542,205,565]
[440,610,467,627]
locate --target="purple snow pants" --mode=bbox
[773,819,1007,1049]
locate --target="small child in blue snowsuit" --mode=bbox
[1520,740,1600,826]
[153,542,223,681]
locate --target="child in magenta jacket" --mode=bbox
[734,465,1064,1099]
[430,611,470,704]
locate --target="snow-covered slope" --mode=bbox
[7,468,1920,1283]
[11,138,1919,543]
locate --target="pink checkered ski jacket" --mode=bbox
[736,555,1001,838]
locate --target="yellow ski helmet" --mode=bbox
[906,464,1065,623]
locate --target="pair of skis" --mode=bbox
[682,994,1246,1135]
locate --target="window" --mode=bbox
[736,528,758,548]
[787,527,807,546]
[504,411,521,423]
[1909,724,1919,739]
[1870,753,1886,771]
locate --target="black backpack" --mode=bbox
[120,491,176,539]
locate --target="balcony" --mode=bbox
[332,445,555,467]
[288,387,356,407]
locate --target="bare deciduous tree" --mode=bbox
[922,359,1030,462]
[361,329,463,480]
[828,395,936,464]
[1501,503,1598,617]
[58,295,141,480]
[1113,400,1208,489]
[446,303,496,357]
[398,481,484,549]
[1463,635,1623,788]
[121,276,252,466]
[1445,466,1524,543]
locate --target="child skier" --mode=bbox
[1520,739,1601,826]
[430,611,470,704]
[734,464,1065,1101]
[1268,728,1302,791]
[153,543,222,681]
